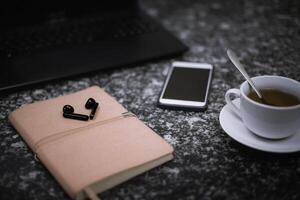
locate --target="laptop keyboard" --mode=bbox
[0,14,159,58]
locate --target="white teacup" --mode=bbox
[225,75,300,139]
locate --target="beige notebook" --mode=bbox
[9,86,174,200]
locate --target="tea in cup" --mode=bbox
[225,76,300,139]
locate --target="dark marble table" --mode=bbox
[1,0,300,199]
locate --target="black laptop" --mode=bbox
[0,0,187,92]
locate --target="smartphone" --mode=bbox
[158,61,213,111]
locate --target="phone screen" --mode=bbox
[162,67,210,102]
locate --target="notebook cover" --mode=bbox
[9,86,174,199]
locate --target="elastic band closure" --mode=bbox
[83,186,101,200]
[33,112,136,157]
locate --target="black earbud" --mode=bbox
[85,98,99,120]
[63,105,89,121]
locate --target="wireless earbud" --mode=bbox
[85,98,99,120]
[63,105,89,121]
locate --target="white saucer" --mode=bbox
[219,99,300,153]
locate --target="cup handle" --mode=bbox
[225,88,241,118]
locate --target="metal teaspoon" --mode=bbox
[227,49,263,99]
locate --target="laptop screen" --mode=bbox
[0,0,138,27]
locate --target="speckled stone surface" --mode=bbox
[1,0,300,199]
